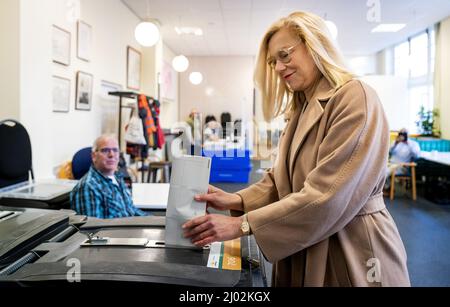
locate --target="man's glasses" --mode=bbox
[267,42,301,69]
[97,147,119,154]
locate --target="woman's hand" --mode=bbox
[182,214,243,247]
[194,185,243,212]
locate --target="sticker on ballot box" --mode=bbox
[207,238,241,270]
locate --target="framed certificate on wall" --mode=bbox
[77,20,92,61]
[52,25,71,66]
[52,76,71,112]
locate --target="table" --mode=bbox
[420,151,450,166]
[0,179,77,209]
[132,183,169,210]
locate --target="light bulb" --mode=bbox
[189,72,203,85]
[135,21,160,47]
[172,55,189,72]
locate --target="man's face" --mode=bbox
[92,138,119,176]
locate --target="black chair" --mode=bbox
[0,119,64,209]
[72,147,92,180]
[0,119,34,188]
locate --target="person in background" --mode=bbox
[186,108,198,137]
[182,11,410,287]
[70,134,147,219]
[204,115,221,142]
[384,128,421,190]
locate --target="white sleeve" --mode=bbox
[410,141,421,159]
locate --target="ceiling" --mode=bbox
[122,0,450,57]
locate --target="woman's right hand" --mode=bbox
[194,185,243,212]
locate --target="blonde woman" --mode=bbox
[183,11,410,287]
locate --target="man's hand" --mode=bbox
[182,214,243,247]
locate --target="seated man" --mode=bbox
[71,134,147,218]
[384,128,421,190]
[204,115,221,142]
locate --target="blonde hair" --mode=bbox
[254,11,355,121]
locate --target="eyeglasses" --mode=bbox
[97,147,119,154]
[266,42,301,69]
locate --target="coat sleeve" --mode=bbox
[235,168,280,212]
[248,81,390,263]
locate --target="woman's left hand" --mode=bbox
[182,214,243,247]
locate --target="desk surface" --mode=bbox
[132,183,169,209]
[0,179,77,201]
[420,151,450,166]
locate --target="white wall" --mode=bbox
[0,0,20,121]
[346,54,377,76]
[141,40,160,98]
[376,48,394,75]
[361,75,409,131]
[159,44,179,128]
[19,0,143,178]
[179,56,254,127]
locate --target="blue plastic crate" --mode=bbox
[203,149,251,170]
[210,168,252,183]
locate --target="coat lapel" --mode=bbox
[288,77,336,178]
[274,106,301,196]
[288,99,324,177]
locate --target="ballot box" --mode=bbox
[0,206,255,287]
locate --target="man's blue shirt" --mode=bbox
[70,166,147,219]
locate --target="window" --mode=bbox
[393,28,435,133]
[410,33,428,78]
[394,41,409,78]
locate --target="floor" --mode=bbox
[386,193,450,286]
[215,160,450,287]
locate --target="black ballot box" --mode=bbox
[0,179,77,209]
[0,206,259,287]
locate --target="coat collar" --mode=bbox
[305,76,336,104]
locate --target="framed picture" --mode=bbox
[52,25,71,66]
[127,46,141,90]
[77,20,92,61]
[160,60,176,102]
[100,80,123,98]
[75,71,93,110]
[52,76,71,112]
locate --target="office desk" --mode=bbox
[417,152,450,205]
[132,183,169,210]
[420,151,450,166]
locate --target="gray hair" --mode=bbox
[92,134,119,152]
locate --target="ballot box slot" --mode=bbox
[46,225,79,243]
[80,234,166,248]
[0,211,19,223]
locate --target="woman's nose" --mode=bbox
[274,60,287,72]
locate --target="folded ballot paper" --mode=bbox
[165,155,211,248]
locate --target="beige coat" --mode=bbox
[237,78,410,287]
